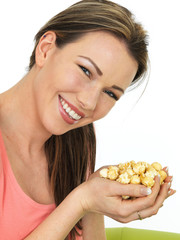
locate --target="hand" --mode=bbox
[79,166,175,223]
[122,167,175,222]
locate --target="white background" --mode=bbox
[0,0,179,234]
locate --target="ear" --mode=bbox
[35,31,57,68]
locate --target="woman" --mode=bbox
[0,0,175,239]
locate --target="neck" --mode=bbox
[0,67,52,157]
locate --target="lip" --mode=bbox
[58,95,85,124]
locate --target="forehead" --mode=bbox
[56,31,138,90]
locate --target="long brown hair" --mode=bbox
[28,0,149,239]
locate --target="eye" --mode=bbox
[79,65,91,77]
[104,90,118,101]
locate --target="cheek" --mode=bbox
[93,97,115,120]
[64,71,83,89]
[56,67,86,92]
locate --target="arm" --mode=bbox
[25,167,174,240]
[82,213,106,240]
[24,176,147,240]
[25,187,84,240]
[80,167,174,225]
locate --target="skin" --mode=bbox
[31,31,138,135]
[0,31,175,239]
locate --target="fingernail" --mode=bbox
[141,187,152,195]
[157,174,161,182]
[165,166,169,174]
[168,190,171,195]
[147,188,152,195]
[167,182,171,189]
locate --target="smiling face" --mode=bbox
[33,31,138,135]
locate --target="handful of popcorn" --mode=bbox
[100,161,167,199]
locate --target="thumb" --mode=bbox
[112,181,152,197]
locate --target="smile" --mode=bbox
[58,96,84,124]
[60,99,81,120]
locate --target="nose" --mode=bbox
[76,84,101,111]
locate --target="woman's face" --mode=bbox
[33,31,138,135]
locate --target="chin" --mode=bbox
[45,123,72,136]
[40,116,66,137]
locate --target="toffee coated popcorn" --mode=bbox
[100,161,167,199]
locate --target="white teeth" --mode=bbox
[60,97,82,120]
[73,113,78,120]
[73,114,81,120]
[69,110,75,117]
[65,107,71,113]
[63,103,68,109]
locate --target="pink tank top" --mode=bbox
[0,130,82,240]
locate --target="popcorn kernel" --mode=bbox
[99,160,168,199]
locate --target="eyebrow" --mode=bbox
[78,55,103,76]
[78,55,124,94]
[112,85,124,94]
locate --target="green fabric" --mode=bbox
[106,227,180,240]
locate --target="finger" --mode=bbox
[163,166,169,175]
[163,176,173,197]
[109,173,175,223]
[151,174,161,194]
[122,181,170,222]
[164,175,172,183]
[139,175,162,208]
[112,181,152,198]
[120,175,161,215]
[167,189,176,197]
[139,181,169,218]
